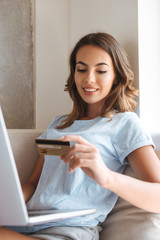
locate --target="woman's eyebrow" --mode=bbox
[96,62,110,67]
[76,61,87,66]
[76,61,110,67]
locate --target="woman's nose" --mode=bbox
[85,71,95,83]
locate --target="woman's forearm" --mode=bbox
[22,182,36,203]
[106,170,160,213]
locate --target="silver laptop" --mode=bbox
[0,107,96,226]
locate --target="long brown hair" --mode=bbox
[56,32,138,129]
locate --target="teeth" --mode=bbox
[84,88,97,92]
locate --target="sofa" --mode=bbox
[8,129,160,240]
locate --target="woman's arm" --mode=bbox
[107,145,160,213]
[22,155,44,202]
[60,135,160,213]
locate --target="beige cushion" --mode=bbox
[100,132,160,240]
[8,129,42,184]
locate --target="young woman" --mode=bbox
[1,32,160,240]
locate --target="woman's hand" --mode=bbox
[60,135,110,187]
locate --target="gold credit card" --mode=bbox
[35,139,70,156]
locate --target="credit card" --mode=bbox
[35,139,70,156]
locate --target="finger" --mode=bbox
[69,157,93,173]
[60,154,73,163]
[69,151,97,171]
[60,135,92,146]
[60,150,94,165]
[64,143,95,162]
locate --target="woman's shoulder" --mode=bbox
[112,111,149,138]
[109,111,143,135]
[113,111,139,123]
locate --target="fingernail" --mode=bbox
[59,136,64,140]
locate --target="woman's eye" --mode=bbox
[77,69,86,73]
[97,70,107,74]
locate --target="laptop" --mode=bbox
[0,107,96,226]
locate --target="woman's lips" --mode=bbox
[83,88,97,92]
[82,87,99,95]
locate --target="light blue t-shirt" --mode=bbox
[26,112,153,230]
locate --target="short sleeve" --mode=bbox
[113,112,155,163]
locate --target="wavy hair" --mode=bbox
[56,32,138,129]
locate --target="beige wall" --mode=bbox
[35,0,138,129]
[35,0,71,129]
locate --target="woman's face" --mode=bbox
[74,45,116,113]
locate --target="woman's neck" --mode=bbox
[80,108,101,120]
[80,116,98,120]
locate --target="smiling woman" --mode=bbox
[1,31,160,240]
